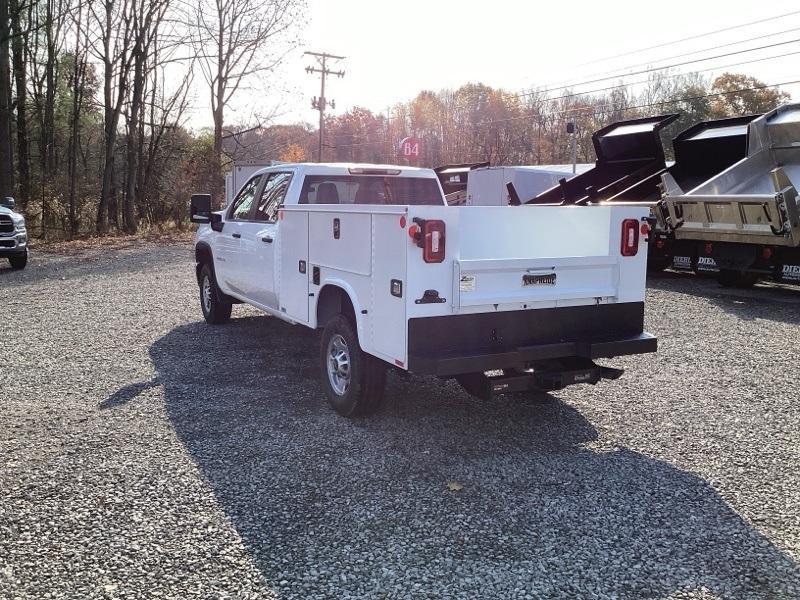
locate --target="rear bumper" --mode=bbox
[406,302,656,376]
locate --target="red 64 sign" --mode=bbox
[398,136,421,160]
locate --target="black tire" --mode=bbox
[8,252,27,270]
[320,314,386,417]
[199,263,232,324]
[718,269,758,288]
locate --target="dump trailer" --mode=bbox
[659,103,800,286]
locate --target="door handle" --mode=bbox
[261,236,273,243]
[232,232,241,239]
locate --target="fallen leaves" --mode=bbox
[446,480,464,492]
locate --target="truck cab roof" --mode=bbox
[249,162,439,179]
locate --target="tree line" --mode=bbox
[0,0,791,239]
[0,0,303,238]
[237,71,789,170]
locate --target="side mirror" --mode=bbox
[1,197,15,209]
[210,212,224,232]
[190,194,211,223]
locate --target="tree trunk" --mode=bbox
[124,48,144,234]
[0,0,15,200]
[212,99,224,209]
[10,0,29,208]
[67,12,87,239]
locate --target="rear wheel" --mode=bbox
[199,263,232,324]
[8,252,27,270]
[718,269,758,288]
[320,315,386,417]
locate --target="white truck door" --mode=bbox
[243,171,293,309]
[216,174,262,295]
[277,209,309,322]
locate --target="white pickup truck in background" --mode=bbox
[191,163,656,416]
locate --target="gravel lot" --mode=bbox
[1,242,799,599]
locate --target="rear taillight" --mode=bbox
[620,219,639,257]
[410,218,446,263]
[423,220,446,263]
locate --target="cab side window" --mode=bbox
[228,175,262,221]
[254,172,292,222]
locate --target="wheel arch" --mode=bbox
[316,283,358,330]
[195,242,213,285]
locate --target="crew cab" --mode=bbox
[191,163,656,416]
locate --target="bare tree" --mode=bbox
[191,0,303,202]
[9,0,30,207]
[88,0,135,233]
[67,0,90,237]
[121,0,170,233]
[0,0,14,200]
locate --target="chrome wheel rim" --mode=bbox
[327,334,351,396]
[202,276,212,313]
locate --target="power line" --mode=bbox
[518,48,800,108]
[565,25,800,87]
[322,78,798,151]
[513,37,800,100]
[572,8,800,68]
[329,31,800,132]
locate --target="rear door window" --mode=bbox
[254,172,293,222]
[299,176,443,205]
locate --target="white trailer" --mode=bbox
[464,165,592,206]
[190,163,656,416]
[224,161,273,207]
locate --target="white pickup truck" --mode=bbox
[190,163,656,416]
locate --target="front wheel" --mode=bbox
[8,252,27,270]
[199,263,232,324]
[320,315,386,417]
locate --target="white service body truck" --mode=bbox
[191,163,656,416]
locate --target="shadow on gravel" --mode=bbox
[0,243,190,286]
[129,314,799,597]
[648,270,800,325]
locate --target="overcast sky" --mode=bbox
[187,0,800,130]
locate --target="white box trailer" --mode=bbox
[465,165,592,206]
[224,162,273,207]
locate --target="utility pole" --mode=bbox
[567,121,577,174]
[304,51,345,162]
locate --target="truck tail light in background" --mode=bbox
[409,218,446,263]
[620,219,639,257]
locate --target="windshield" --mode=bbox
[299,175,443,206]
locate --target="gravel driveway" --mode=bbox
[1,242,799,599]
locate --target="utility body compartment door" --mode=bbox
[278,210,310,322]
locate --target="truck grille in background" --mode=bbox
[0,216,14,234]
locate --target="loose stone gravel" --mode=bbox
[1,243,799,599]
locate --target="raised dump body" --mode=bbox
[654,114,761,272]
[525,113,759,270]
[660,103,800,284]
[526,114,678,206]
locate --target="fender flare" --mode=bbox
[314,278,368,348]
